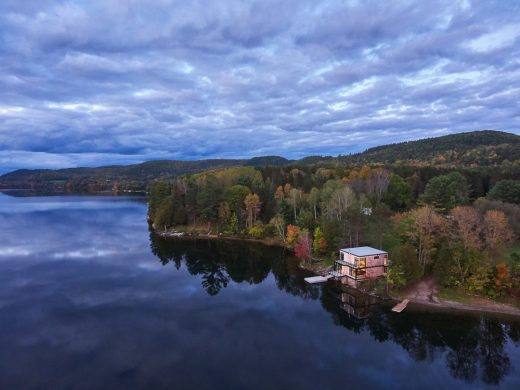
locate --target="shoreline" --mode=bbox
[404,298,520,319]
[154,228,288,248]
[153,226,520,318]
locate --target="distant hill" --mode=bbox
[1,130,518,191]
[0,156,291,192]
[340,130,520,167]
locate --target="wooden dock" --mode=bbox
[304,275,333,284]
[392,299,410,313]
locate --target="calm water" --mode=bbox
[0,193,519,389]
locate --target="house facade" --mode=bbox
[331,246,388,287]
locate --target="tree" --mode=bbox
[420,172,469,212]
[154,197,174,230]
[197,176,222,221]
[294,231,312,262]
[323,185,355,221]
[451,206,483,250]
[488,180,520,204]
[366,168,390,201]
[384,174,412,211]
[434,242,487,287]
[274,185,285,202]
[244,193,261,229]
[393,206,446,268]
[288,188,302,222]
[391,243,423,282]
[387,263,407,289]
[229,212,239,234]
[270,215,286,242]
[149,182,171,219]
[484,210,515,260]
[218,201,231,228]
[308,187,321,221]
[313,227,327,255]
[286,224,301,246]
[224,185,251,225]
[494,263,512,297]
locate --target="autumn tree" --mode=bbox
[294,231,313,262]
[484,210,515,260]
[270,215,286,242]
[494,263,512,297]
[286,224,301,246]
[451,206,483,250]
[218,201,231,227]
[244,193,261,229]
[393,206,446,268]
[366,168,390,202]
[274,185,285,203]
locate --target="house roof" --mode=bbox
[340,246,387,257]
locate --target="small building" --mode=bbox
[331,246,388,287]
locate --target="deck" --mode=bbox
[304,275,333,284]
[392,299,410,313]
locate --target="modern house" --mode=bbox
[331,246,389,287]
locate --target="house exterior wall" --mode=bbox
[336,250,388,286]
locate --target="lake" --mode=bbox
[0,193,519,389]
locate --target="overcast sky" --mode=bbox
[1,0,519,173]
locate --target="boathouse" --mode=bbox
[331,246,388,287]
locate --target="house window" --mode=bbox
[349,267,353,276]
[384,266,388,274]
[359,258,366,268]
[356,269,366,277]
[374,256,379,259]
[384,257,388,266]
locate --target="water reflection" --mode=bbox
[0,194,518,388]
[149,232,318,299]
[150,232,520,387]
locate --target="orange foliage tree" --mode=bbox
[484,210,515,260]
[450,206,483,250]
[286,224,301,246]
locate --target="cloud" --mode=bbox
[0,0,519,172]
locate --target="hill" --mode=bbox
[340,130,520,167]
[1,130,518,192]
[0,156,291,192]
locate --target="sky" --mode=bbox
[1,0,520,174]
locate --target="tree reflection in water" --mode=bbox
[149,232,520,386]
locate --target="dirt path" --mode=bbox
[404,275,440,304]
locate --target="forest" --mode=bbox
[147,161,520,300]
